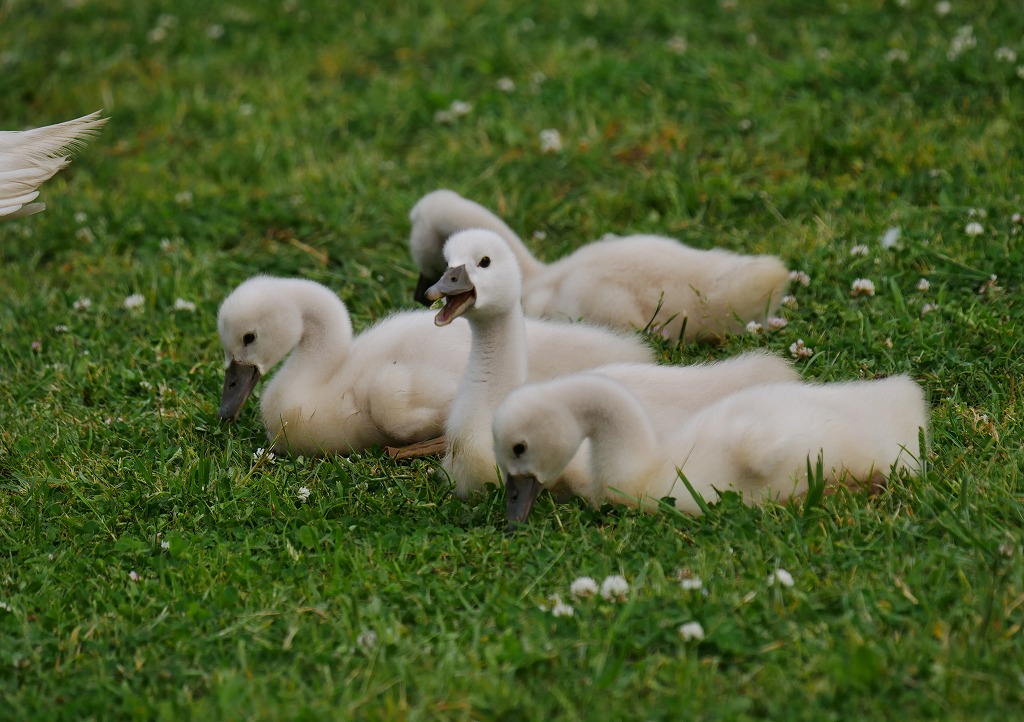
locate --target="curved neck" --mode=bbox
[557,376,661,495]
[285,280,354,376]
[434,194,544,278]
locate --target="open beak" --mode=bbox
[219,360,261,422]
[506,473,544,527]
[425,264,476,326]
[413,273,435,307]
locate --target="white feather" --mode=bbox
[0,111,108,219]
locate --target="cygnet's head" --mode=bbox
[424,229,521,326]
[216,276,306,421]
[492,382,584,524]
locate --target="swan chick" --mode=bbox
[409,189,790,341]
[217,275,467,456]
[495,374,929,522]
[0,111,108,219]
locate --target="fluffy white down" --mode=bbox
[409,189,790,341]
[217,275,651,456]
[0,111,108,219]
[431,230,654,496]
[433,229,796,498]
[493,374,929,513]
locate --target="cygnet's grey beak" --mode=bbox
[506,473,543,525]
[219,360,261,422]
[426,265,476,326]
[413,273,435,307]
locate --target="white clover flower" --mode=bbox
[745,320,763,335]
[357,629,378,649]
[885,48,909,63]
[449,100,472,117]
[781,294,798,309]
[767,316,788,331]
[947,25,976,61]
[788,270,811,287]
[74,211,88,223]
[965,221,984,236]
[160,540,170,550]
[532,230,547,240]
[173,298,197,312]
[54,324,69,333]
[148,26,167,43]
[495,77,515,92]
[850,244,870,257]
[998,543,1017,558]
[0,601,11,612]
[253,448,277,463]
[75,227,95,243]
[815,47,830,61]
[995,47,1017,63]
[600,575,629,601]
[570,576,599,599]
[1012,213,1023,224]
[738,118,753,132]
[967,207,987,218]
[666,35,688,54]
[935,1,952,16]
[916,278,931,292]
[850,278,876,297]
[551,598,575,618]
[129,570,140,582]
[175,190,194,205]
[123,293,145,310]
[239,103,254,117]
[539,128,563,153]
[680,577,703,592]
[789,339,813,359]
[880,226,901,249]
[768,568,794,587]
[678,621,705,641]
[297,486,311,503]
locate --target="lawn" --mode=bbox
[1,0,1022,719]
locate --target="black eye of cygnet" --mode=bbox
[243,332,257,346]
[479,256,491,268]
[513,442,527,457]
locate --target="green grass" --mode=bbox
[2,0,1023,719]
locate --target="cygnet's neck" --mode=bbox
[557,376,661,496]
[285,280,354,376]
[463,299,529,404]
